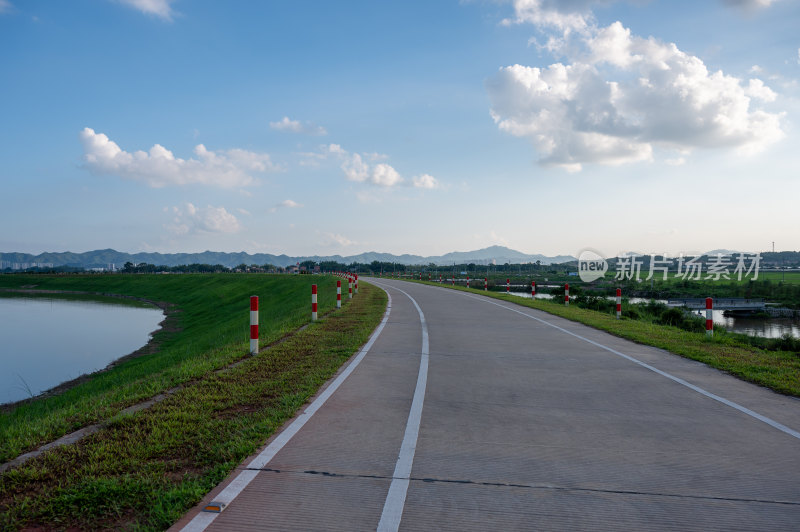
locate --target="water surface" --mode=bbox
[506,291,799,339]
[0,297,164,404]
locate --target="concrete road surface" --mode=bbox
[173,278,800,531]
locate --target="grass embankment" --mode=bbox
[0,275,386,530]
[409,280,800,397]
[0,273,342,464]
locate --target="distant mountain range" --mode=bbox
[0,246,577,270]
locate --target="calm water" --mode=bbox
[507,292,800,339]
[691,310,800,339]
[0,297,164,404]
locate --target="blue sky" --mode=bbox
[1,0,798,258]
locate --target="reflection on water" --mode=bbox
[690,310,800,339]
[506,291,799,339]
[504,292,553,300]
[0,297,164,404]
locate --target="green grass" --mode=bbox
[409,279,800,397]
[0,280,387,531]
[0,273,340,464]
[652,268,800,284]
[756,271,800,284]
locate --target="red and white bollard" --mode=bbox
[565,283,570,306]
[250,295,259,355]
[616,288,621,319]
[467,275,470,288]
[439,274,442,283]
[428,273,431,281]
[311,284,318,321]
[484,277,488,291]
[348,278,353,299]
[336,280,342,309]
[452,275,455,286]
[355,274,358,295]
[706,297,713,336]
[506,278,510,293]
[531,281,536,298]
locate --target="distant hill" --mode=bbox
[0,246,576,270]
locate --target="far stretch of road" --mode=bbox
[173,278,800,531]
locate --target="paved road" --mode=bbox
[173,279,800,531]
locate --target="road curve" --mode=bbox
[173,278,800,531]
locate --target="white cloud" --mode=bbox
[341,152,370,182]
[0,0,12,14]
[745,78,777,102]
[487,20,785,170]
[117,0,176,21]
[370,163,403,186]
[325,143,346,156]
[269,116,327,136]
[311,143,437,189]
[335,148,405,187]
[412,174,440,189]
[270,199,303,212]
[167,203,241,235]
[80,127,278,187]
[503,0,603,32]
[322,232,357,247]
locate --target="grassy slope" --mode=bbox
[650,270,800,285]
[406,280,800,397]
[0,274,338,463]
[0,277,386,530]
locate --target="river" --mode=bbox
[0,296,164,404]
[506,292,800,339]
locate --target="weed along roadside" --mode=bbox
[0,274,387,530]
[408,278,800,397]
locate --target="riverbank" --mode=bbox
[409,280,800,397]
[0,273,343,463]
[0,290,174,410]
[0,274,386,530]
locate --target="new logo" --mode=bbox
[578,248,608,282]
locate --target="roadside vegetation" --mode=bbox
[0,274,339,464]
[0,274,386,530]
[411,279,800,397]
[548,285,800,355]
[607,275,800,309]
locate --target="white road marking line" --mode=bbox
[373,282,429,532]
[180,292,393,532]
[458,290,800,442]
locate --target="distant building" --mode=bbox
[0,261,55,270]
